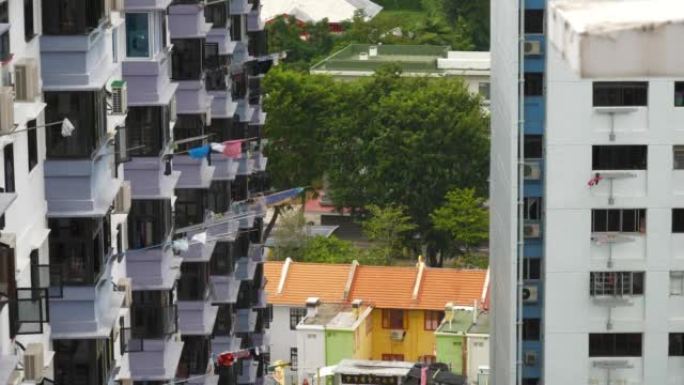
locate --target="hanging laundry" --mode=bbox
[188,144,211,159]
[223,140,243,158]
[210,142,226,153]
[587,173,603,187]
[191,232,207,244]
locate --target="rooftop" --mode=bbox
[334,359,414,377]
[300,303,348,326]
[265,259,488,310]
[435,308,474,335]
[261,0,382,24]
[310,44,490,77]
[549,0,684,77]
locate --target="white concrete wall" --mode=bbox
[468,335,490,385]
[545,9,684,383]
[268,305,301,365]
[489,0,520,383]
[296,326,325,385]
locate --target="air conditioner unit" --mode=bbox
[524,223,541,238]
[0,87,14,134]
[111,80,127,115]
[23,343,44,382]
[390,330,405,341]
[522,285,538,303]
[7,370,23,385]
[14,59,39,102]
[120,380,134,385]
[112,0,124,12]
[115,181,132,213]
[523,351,538,366]
[524,162,541,180]
[117,277,133,307]
[524,40,542,56]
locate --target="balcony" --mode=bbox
[121,336,184,381]
[127,245,182,290]
[178,297,219,336]
[125,0,175,10]
[238,359,259,385]
[251,151,268,173]
[125,157,181,200]
[211,275,241,304]
[207,27,237,56]
[230,0,251,15]
[174,155,216,189]
[169,3,213,39]
[235,256,257,282]
[122,53,179,107]
[235,308,258,334]
[176,81,214,116]
[247,8,264,32]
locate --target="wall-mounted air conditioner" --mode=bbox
[0,87,14,134]
[115,181,132,214]
[14,59,39,102]
[390,329,406,341]
[524,351,538,366]
[24,343,44,382]
[111,80,127,115]
[524,40,542,56]
[117,277,133,307]
[524,223,541,238]
[524,161,542,180]
[522,285,538,303]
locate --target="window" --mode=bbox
[525,10,544,34]
[0,243,15,312]
[381,354,404,362]
[424,310,444,331]
[231,15,242,41]
[671,272,684,296]
[178,336,210,377]
[478,82,490,101]
[175,189,207,228]
[523,318,540,341]
[171,39,203,80]
[524,135,542,159]
[173,115,205,152]
[0,29,8,62]
[523,197,542,221]
[382,309,406,329]
[214,305,233,336]
[127,200,173,249]
[673,209,684,233]
[593,82,648,107]
[0,1,7,23]
[126,13,150,58]
[3,143,15,193]
[24,0,35,41]
[205,2,228,28]
[524,73,544,97]
[211,242,234,276]
[290,348,298,371]
[592,209,646,233]
[42,0,106,35]
[592,145,647,170]
[523,258,541,280]
[126,106,170,156]
[45,90,108,158]
[48,216,111,285]
[674,146,684,169]
[670,333,684,356]
[178,262,210,301]
[675,82,684,107]
[290,307,306,330]
[589,333,642,357]
[27,120,37,172]
[205,43,228,91]
[54,338,115,384]
[131,290,177,338]
[590,272,644,296]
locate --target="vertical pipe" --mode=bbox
[516,0,527,384]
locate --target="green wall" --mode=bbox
[325,330,355,366]
[435,334,465,375]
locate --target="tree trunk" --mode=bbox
[262,206,282,243]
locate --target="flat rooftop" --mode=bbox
[310,44,490,76]
[334,359,414,376]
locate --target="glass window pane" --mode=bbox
[126,13,150,58]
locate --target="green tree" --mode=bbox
[420,0,489,50]
[431,188,488,258]
[324,68,490,266]
[299,236,358,264]
[361,205,417,263]
[270,209,308,260]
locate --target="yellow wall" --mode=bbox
[352,309,373,360]
[369,309,436,361]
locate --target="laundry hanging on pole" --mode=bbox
[587,172,603,187]
[188,144,211,159]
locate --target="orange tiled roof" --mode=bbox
[264,261,350,305]
[265,260,487,310]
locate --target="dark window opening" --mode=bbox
[589,333,642,357]
[205,2,228,28]
[593,82,648,107]
[289,307,306,330]
[45,89,107,158]
[524,10,544,34]
[676,82,684,107]
[524,73,544,97]
[231,15,242,41]
[3,143,15,193]
[214,305,234,336]
[382,309,405,329]
[173,114,205,152]
[590,272,644,296]
[592,145,647,170]
[41,0,106,35]
[175,189,207,229]
[27,119,38,172]
[210,242,234,276]
[523,258,541,280]
[290,348,298,371]
[54,338,115,385]
[126,106,170,156]
[524,135,542,159]
[24,0,35,41]
[128,199,173,249]
[674,209,684,233]
[0,2,8,23]
[592,209,646,233]
[523,197,542,221]
[523,318,540,341]
[130,290,177,338]
[670,333,684,356]
[177,262,210,301]
[171,39,203,80]
[178,336,210,377]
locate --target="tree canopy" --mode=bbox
[263,67,489,266]
[431,187,489,258]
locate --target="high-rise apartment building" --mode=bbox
[491,0,684,384]
[0,0,271,383]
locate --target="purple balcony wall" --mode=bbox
[125,0,174,11]
[178,299,219,336]
[169,4,213,39]
[210,275,241,304]
[122,56,179,107]
[44,152,123,217]
[176,81,214,116]
[126,246,181,290]
[210,91,238,119]
[124,157,181,200]
[207,28,237,56]
[123,338,184,381]
[174,155,216,189]
[212,157,239,181]
[247,9,265,32]
[177,237,217,263]
[230,0,251,15]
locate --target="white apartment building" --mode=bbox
[491,0,684,384]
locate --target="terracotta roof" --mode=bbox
[265,260,487,310]
[264,261,350,305]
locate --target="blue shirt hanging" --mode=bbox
[188,144,211,159]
